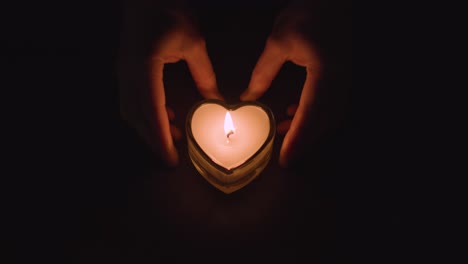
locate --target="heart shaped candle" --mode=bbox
[186,99,275,194]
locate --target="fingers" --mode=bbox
[170,124,182,141]
[287,104,298,116]
[279,67,319,168]
[184,40,223,100]
[241,38,286,101]
[277,120,292,136]
[277,104,298,135]
[166,106,182,141]
[166,106,175,121]
[150,60,179,167]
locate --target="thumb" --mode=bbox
[184,40,223,100]
[241,38,286,101]
[150,60,179,167]
[279,67,319,167]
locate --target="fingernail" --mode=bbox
[279,155,289,168]
[206,91,224,101]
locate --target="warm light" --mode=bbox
[187,100,275,193]
[224,111,235,137]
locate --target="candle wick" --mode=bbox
[227,131,234,139]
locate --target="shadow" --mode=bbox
[10,1,352,264]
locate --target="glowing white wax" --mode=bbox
[191,104,270,170]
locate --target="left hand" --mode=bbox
[118,2,222,167]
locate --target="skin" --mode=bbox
[241,29,321,167]
[119,0,329,168]
[118,3,222,166]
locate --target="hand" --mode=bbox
[118,2,222,166]
[241,2,322,168]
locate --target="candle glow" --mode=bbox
[186,99,275,194]
[191,104,269,170]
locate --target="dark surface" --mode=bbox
[5,2,376,264]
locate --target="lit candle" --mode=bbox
[186,99,275,194]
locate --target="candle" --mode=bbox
[192,105,269,169]
[186,99,275,194]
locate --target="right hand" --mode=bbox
[118,2,222,166]
[240,2,322,168]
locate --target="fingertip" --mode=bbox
[278,139,289,168]
[287,104,298,117]
[206,91,224,101]
[278,153,289,168]
[277,120,292,136]
[155,134,179,167]
[239,88,249,101]
[166,107,175,121]
[240,90,259,101]
[165,146,179,167]
[170,125,182,141]
[278,131,295,168]
[239,92,249,101]
[239,93,250,101]
[148,140,179,168]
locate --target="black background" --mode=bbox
[3,2,404,264]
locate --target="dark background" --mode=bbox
[4,2,404,264]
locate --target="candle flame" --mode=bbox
[224,111,235,137]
